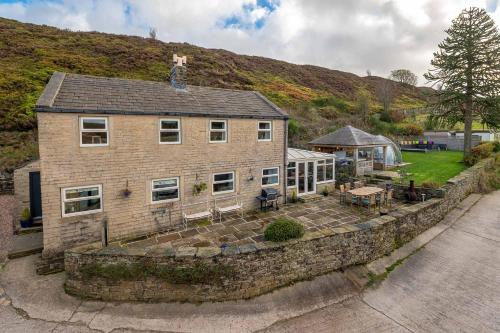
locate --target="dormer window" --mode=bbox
[80,117,108,147]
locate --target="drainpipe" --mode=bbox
[283,118,288,204]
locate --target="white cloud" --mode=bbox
[0,0,498,85]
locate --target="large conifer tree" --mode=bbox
[425,7,500,157]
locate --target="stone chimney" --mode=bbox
[170,54,187,89]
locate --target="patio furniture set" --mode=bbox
[338,181,393,212]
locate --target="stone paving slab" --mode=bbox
[120,196,409,251]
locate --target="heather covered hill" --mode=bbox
[0,17,432,171]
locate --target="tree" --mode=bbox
[355,89,371,124]
[366,69,372,77]
[390,69,418,86]
[149,27,157,40]
[376,79,394,114]
[425,7,500,157]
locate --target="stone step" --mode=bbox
[299,194,325,203]
[8,232,43,259]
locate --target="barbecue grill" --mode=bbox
[256,188,281,211]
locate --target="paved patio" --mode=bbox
[120,195,406,250]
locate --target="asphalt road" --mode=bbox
[262,191,500,333]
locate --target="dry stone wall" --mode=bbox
[64,158,494,302]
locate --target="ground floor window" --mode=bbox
[316,159,334,183]
[62,185,102,217]
[287,162,296,187]
[262,167,279,186]
[152,177,180,203]
[213,172,235,194]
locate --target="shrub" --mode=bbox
[264,218,304,242]
[492,141,500,153]
[465,142,495,166]
[396,123,423,136]
[421,181,440,189]
[288,118,300,137]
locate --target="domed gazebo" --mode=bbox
[309,126,402,176]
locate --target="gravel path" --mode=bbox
[0,195,15,262]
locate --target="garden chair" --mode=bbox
[214,195,243,223]
[361,194,376,212]
[339,184,346,204]
[385,189,393,208]
[182,200,213,230]
[375,191,386,209]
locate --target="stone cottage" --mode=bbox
[20,58,336,264]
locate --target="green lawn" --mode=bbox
[400,151,467,185]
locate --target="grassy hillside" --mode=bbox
[0,17,432,171]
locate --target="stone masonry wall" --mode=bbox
[0,172,14,195]
[38,113,287,258]
[64,158,494,302]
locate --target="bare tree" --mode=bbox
[376,79,394,113]
[366,69,372,77]
[149,27,157,40]
[355,89,371,124]
[390,69,418,86]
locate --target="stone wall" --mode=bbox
[64,158,494,302]
[0,172,14,195]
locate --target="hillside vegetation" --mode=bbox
[0,17,432,171]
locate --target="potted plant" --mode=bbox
[192,182,207,196]
[321,186,330,196]
[20,208,32,228]
[290,190,298,203]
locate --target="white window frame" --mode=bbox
[80,117,109,147]
[209,120,227,143]
[287,162,297,188]
[159,119,181,144]
[257,121,272,142]
[316,159,335,184]
[61,184,103,218]
[262,167,280,187]
[151,177,180,204]
[212,171,235,195]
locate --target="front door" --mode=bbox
[29,171,42,220]
[297,161,316,196]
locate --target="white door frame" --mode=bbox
[297,160,316,196]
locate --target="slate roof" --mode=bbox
[35,72,288,119]
[288,148,335,160]
[309,125,389,147]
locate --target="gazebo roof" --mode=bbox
[288,148,335,160]
[309,125,388,147]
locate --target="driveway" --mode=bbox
[262,190,500,333]
[0,191,499,332]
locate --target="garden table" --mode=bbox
[347,186,384,197]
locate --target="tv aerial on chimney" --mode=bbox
[170,54,187,90]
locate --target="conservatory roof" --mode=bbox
[309,126,389,147]
[288,148,335,160]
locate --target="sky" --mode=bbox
[0,0,499,85]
